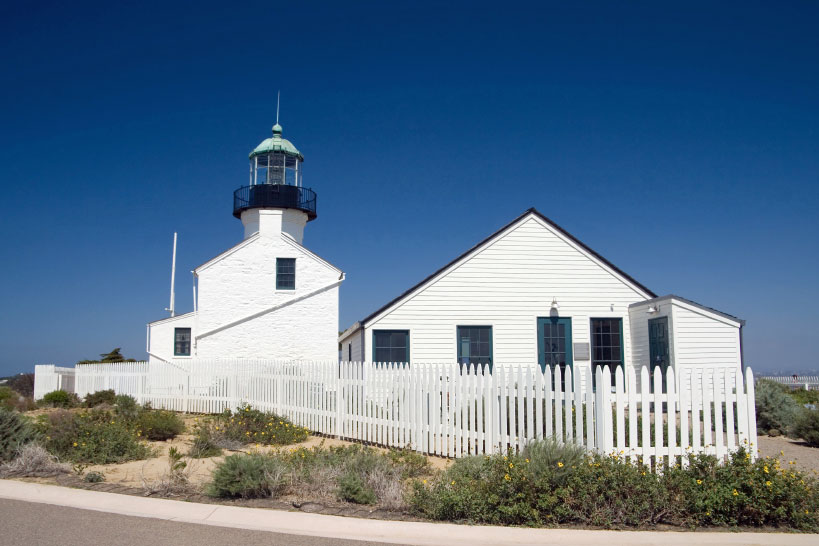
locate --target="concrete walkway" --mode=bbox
[1,479,816,546]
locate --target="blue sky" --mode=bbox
[0,1,817,375]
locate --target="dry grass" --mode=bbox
[140,446,202,496]
[0,444,71,478]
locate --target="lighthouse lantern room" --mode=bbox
[233,123,317,243]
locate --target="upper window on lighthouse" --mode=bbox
[276,258,296,290]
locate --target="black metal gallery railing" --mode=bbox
[233,184,317,220]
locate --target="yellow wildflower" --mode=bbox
[557,462,564,468]
[72,442,78,447]
[766,481,772,487]
[503,474,511,481]
[509,463,514,469]
[763,465,769,474]
[451,480,456,485]
[733,489,739,496]
[696,479,702,485]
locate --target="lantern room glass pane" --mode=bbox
[252,152,301,187]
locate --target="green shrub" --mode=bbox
[521,437,586,485]
[792,409,819,447]
[755,380,801,436]
[207,453,288,498]
[84,471,105,483]
[409,449,819,531]
[84,390,116,408]
[0,387,35,412]
[788,389,819,406]
[136,410,185,441]
[201,404,308,447]
[0,387,14,406]
[338,473,377,504]
[40,390,79,408]
[188,423,223,458]
[113,395,141,421]
[206,444,421,509]
[386,448,430,479]
[37,409,151,464]
[0,408,37,462]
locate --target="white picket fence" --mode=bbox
[33,365,76,400]
[40,360,758,463]
[759,375,819,389]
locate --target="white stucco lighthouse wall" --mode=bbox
[148,209,342,363]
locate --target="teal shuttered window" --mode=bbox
[457,326,492,370]
[373,330,409,363]
[590,318,624,389]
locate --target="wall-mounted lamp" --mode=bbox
[647,305,658,314]
[551,297,560,310]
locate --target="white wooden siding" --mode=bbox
[672,303,741,371]
[363,216,651,370]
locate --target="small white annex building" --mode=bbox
[339,209,744,383]
[147,123,343,363]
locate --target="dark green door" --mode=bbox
[648,317,669,392]
[537,317,572,389]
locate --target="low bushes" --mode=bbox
[793,409,819,447]
[755,380,801,436]
[409,442,819,531]
[0,408,37,462]
[187,423,222,458]
[113,394,141,420]
[84,389,116,408]
[0,387,36,412]
[36,409,151,464]
[194,405,308,450]
[136,409,185,441]
[40,390,79,409]
[207,444,429,509]
[208,452,288,499]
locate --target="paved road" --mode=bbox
[0,498,397,546]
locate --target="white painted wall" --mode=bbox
[629,296,743,386]
[350,214,653,375]
[149,216,342,363]
[240,208,308,243]
[341,329,364,362]
[147,313,195,363]
[672,302,742,371]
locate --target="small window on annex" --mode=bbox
[372,330,409,363]
[174,328,191,357]
[457,326,492,370]
[276,258,296,290]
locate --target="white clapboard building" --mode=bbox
[147,123,344,363]
[339,209,744,383]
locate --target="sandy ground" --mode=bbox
[756,435,819,474]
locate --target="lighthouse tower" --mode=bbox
[146,118,342,364]
[233,123,317,243]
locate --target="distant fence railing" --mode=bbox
[758,375,819,389]
[33,365,76,400]
[35,360,757,464]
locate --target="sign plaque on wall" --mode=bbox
[573,342,590,360]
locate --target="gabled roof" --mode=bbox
[346,208,656,333]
